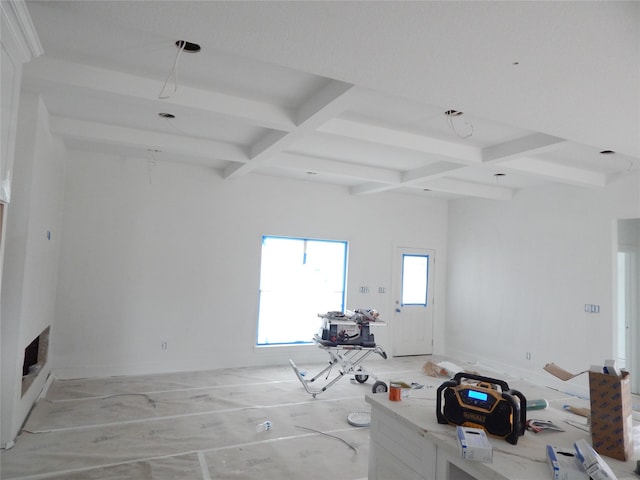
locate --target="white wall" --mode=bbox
[446,171,640,397]
[52,152,448,379]
[1,92,66,446]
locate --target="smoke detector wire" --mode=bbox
[445,111,474,139]
[158,41,187,99]
[624,159,635,175]
[161,115,192,137]
[145,149,160,185]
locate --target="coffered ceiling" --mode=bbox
[22,1,640,200]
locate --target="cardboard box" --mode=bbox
[588,370,633,461]
[544,363,634,461]
[546,445,588,480]
[457,426,493,463]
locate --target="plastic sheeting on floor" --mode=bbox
[2,356,433,479]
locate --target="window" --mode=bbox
[401,254,429,306]
[257,236,347,345]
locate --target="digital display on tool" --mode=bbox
[468,390,488,401]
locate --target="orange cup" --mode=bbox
[389,383,401,401]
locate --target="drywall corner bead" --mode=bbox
[0,174,11,203]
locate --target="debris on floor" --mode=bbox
[422,360,474,378]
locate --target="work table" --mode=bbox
[365,376,639,480]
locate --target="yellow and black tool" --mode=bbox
[436,372,527,445]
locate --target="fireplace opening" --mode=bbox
[21,326,49,396]
[23,336,40,376]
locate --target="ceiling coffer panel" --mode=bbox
[23,1,639,200]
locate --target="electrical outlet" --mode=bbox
[161,341,167,350]
[584,304,601,314]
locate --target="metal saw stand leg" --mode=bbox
[288,358,337,398]
[289,344,387,398]
[337,345,387,384]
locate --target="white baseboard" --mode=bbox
[51,346,330,380]
[445,347,590,400]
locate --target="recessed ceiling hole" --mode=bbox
[599,150,616,155]
[158,112,175,119]
[494,173,506,177]
[444,110,464,117]
[176,40,201,53]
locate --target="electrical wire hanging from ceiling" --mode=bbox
[158,41,187,99]
[445,111,474,139]
[145,148,159,185]
[160,114,191,137]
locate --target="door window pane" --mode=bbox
[401,254,428,306]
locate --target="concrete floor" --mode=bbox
[1,354,443,480]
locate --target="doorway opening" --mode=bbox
[392,247,435,356]
[616,218,639,394]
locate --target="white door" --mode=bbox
[392,247,435,356]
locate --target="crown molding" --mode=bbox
[1,0,43,63]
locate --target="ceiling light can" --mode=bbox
[176,40,201,53]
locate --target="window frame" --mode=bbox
[256,235,348,346]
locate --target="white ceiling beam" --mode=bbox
[224,81,358,179]
[350,181,399,195]
[249,130,291,160]
[482,133,568,163]
[419,178,514,201]
[349,161,465,195]
[318,117,482,164]
[401,161,466,184]
[50,116,247,162]
[606,167,639,185]
[352,175,514,200]
[274,152,401,184]
[25,56,295,131]
[295,80,357,126]
[499,157,608,187]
